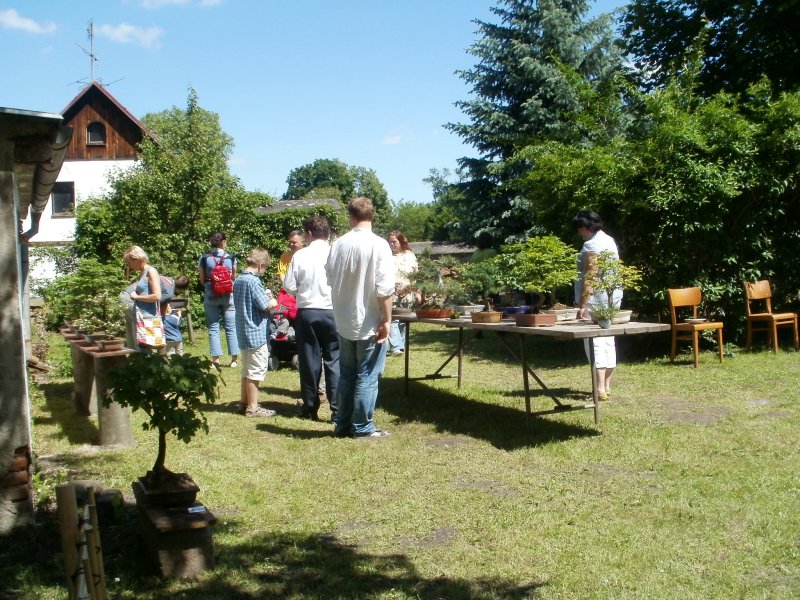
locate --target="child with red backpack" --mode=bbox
[199,232,240,371]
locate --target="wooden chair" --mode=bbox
[743,280,799,352]
[667,287,724,368]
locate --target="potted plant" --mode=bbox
[409,251,462,318]
[458,259,504,323]
[43,258,128,348]
[583,251,642,329]
[105,352,219,505]
[494,236,578,326]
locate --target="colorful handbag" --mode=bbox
[136,307,165,348]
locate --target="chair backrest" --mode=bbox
[744,280,773,315]
[667,287,701,324]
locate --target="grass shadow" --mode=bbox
[35,380,99,446]
[378,378,598,451]
[1,510,545,599]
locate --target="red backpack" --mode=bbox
[209,255,233,295]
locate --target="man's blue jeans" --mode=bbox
[334,335,387,436]
[204,294,239,357]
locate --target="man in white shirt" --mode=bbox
[284,215,339,421]
[325,197,395,438]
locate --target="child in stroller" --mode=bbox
[269,288,299,370]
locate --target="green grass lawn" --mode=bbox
[4,325,799,599]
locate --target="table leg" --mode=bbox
[588,340,600,424]
[457,327,463,389]
[520,334,531,428]
[404,321,410,397]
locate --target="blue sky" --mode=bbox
[1,0,622,204]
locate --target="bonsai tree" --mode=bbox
[105,352,219,488]
[459,258,503,311]
[494,235,578,310]
[583,251,643,321]
[43,258,128,337]
[409,250,463,309]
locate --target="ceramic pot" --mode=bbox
[471,311,502,324]
[597,318,612,329]
[541,308,579,322]
[498,305,530,317]
[515,312,556,327]
[415,308,453,319]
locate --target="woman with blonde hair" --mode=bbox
[123,245,162,351]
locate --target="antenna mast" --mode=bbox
[77,20,98,82]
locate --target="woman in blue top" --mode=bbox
[198,232,240,371]
[123,245,162,351]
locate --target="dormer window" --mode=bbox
[86,121,106,145]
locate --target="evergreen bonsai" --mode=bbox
[459,258,503,311]
[105,352,219,488]
[494,235,578,311]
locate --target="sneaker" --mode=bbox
[229,360,239,369]
[390,349,404,357]
[245,406,277,417]
[355,429,390,439]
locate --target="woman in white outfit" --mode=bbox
[573,210,622,401]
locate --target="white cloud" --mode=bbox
[138,0,223,7]
[381,134,403,145]
[96,23,164,49]
[139,0,190,8]
[0,9,56,34]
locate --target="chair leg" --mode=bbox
[717,328,724,363]
[793,318,799,350]
[670,332,677,362]
[692,331,699,368]
[771,321,779,353]
[745,321,752,352]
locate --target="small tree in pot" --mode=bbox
[409,250,463,316]
[495,236,578,309]
[583,250,642,327]
[106,352,219,494]
[459,259,503,309]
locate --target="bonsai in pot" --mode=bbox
[105,352,219,502]
[409,250,463,318]
[494,236,578,324]
[458,259,503,323]
[45,258,129,346]
[583,251,642,329]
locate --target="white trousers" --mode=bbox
[584,337,617,369]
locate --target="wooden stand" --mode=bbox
[132,480,216,579]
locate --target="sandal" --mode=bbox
[245,406,276,418]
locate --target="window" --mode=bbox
[51,182,75,217]
[86,121,106,145]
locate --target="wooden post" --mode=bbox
[57,483,81,599]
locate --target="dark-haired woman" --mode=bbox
[199,232,240,371]
[572,210,621,401]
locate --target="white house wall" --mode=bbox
[24,159,136,284]
[25,159,136,243]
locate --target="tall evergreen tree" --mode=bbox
[623,0,800,95]
[446,0,625,242]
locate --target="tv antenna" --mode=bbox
[76,20,98,82]
[71,20,125,88]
